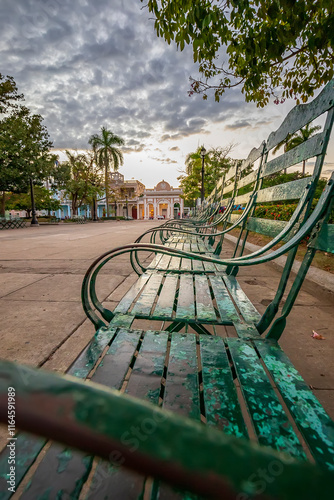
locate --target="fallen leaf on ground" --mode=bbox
[311,330,325,340]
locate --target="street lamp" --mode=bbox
[30,178,39,226]
[125,194,128,219]
[200,146,206,204]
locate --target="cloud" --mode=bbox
[225,120,252,130]
[151,157,178,164]
[169,146,180,151]
[0,0,251,154]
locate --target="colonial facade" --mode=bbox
[50,174,186,220]
[138,180,184,219]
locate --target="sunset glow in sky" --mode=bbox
[2,0,334,187]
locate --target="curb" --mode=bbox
[224,234,334,294]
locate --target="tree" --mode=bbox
[143,1,334,107]
[178,145,235,205]
[88,127,124,217]
[6,186,61,217]
[273,123,321,174]
[62,151,104,216]
[0,74,23,114]
[0,106,55,217]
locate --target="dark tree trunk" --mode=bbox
[1,192,5,217]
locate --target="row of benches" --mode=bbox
[0,81,334,499]
[0,218,27,230]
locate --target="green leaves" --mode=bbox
[143,0,334,106]
[0,106,54,193]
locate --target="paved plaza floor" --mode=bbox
[0,220,333,449]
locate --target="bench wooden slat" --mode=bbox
[223,276,261,324]
[208,276,239,324]
[0,326,119,499]
[192,259,204,272]
[131,274,164,317]
[87,331,169,499]
[176,275,195,320]
[203,257,216,272]
[195,275,217,323]
[266,80,334,150]
[114,274,150,314]
[227,339,307,459]
[200,337,248,438]
[156,254,172,270]
[164,333,200,419]
[147,252,164,270]
[246,217,288,239]
[197,241,208,253]
[168,255,181,271]
[0,434,46,500]
[20,330,141,499]
[190,242,199,252]
[256,176,310,203]
[237,169,258,190]
[262,133,324,178]
[157,333,201,498]
[154,275,178,319]
[255,340,334,469]
[180,257,192,271]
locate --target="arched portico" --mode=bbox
[140,180,184,220]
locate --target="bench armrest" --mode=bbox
[0,359,333,500]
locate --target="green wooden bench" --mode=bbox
[0,178,333,498]
[0,82,334,499]
[136,143,265,258]
[0,218,27,230]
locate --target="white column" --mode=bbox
[167,201,171,219]
[153,200,157,219]
[137,203,139,219]
[180,198,184,219]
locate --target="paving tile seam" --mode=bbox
[0,274,52,299]
[38,316,89,368]
[36,274,129,369]
[1,299,83,302]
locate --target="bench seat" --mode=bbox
[0,328,333,498]
[109,271,259,337]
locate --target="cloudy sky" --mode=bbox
[1,0,334,187]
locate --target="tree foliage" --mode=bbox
[178,145,235,204]
[0,106,55,216]
[143,0,334,106]
[6,186,61,217]
[62,151,104,215]
[0,74,23,114]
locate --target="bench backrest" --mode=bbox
[223,80,334,252]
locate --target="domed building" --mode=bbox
[138,180,184,219]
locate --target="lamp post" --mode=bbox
[200,146,206,204]
[30,178,39,226]
[125,194,128,219]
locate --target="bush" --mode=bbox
[254,201,334,223]
[254,204,297,221]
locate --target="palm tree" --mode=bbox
[88,127,124,217]
[185,148,202,175]
[273,123,321,175]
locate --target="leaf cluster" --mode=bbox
[0,106,54,193]
[178,145,236,204]
[143,0,334,106]
[61,151,104,212]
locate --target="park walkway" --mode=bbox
[0,221,333,449]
